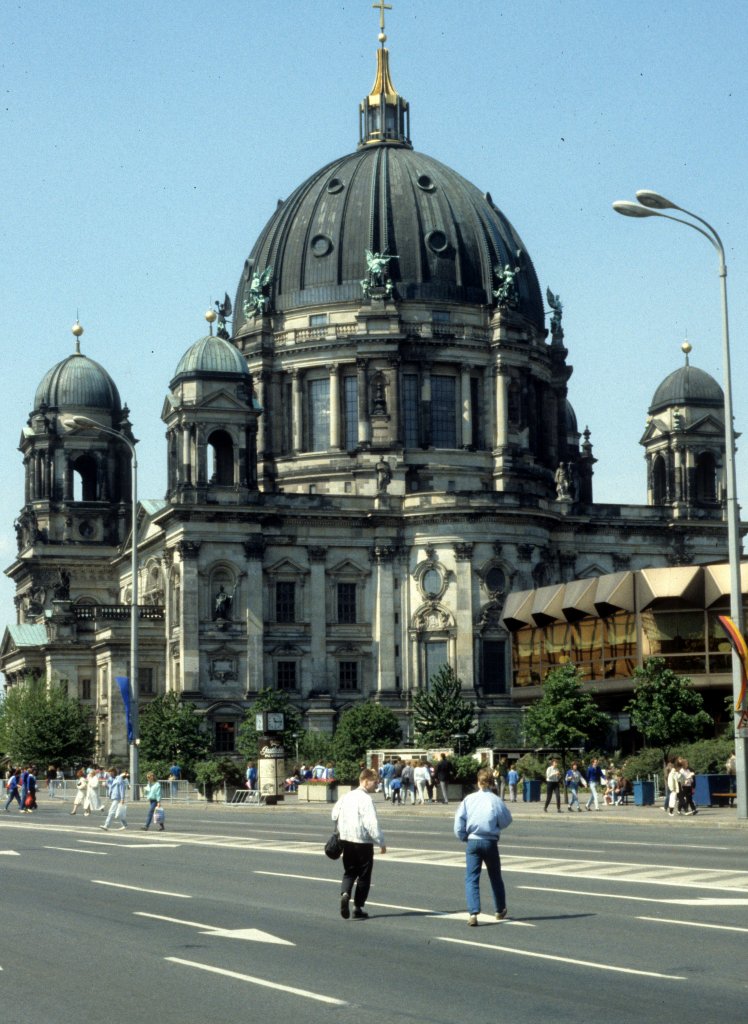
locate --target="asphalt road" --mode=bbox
[2,796,747,1024]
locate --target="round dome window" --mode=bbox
[416,174,436,192]
[426,229,449,254]
[326,178,345,194]
[311,234,333,257]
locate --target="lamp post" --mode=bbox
[62,413,140,794]
[613,191,746,819]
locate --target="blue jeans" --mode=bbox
[464,838,506,915]
[144,799,158,829]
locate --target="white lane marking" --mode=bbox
[437,937,685,980]
[92,880,190,898]
[518,885,748,907]
[136,913,294,945]
[0,851,20,857]
[165,957,346,1005]
[601,840,730,852]
[253,875,534,926]
[44,846,107,855]
[638,916,748,933]
[79,840,181,849]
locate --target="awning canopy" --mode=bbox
[594,571,635,616]
[501,589,535,630]
[703,562,748,607]
[561,577,599,621]
[637,566,703,609]
[530,583,566,625]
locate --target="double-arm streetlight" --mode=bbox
[61,413,140,793]
[613,190,746,819]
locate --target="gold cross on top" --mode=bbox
[373,0,392,34]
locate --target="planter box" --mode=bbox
[297,784,353,803]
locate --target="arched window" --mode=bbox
[652,454,667,505]
[208,430,234,485]
[72,454,98,501]
[695,452,717,503]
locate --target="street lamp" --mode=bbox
[61,413,140,794]
[613,190,746,819]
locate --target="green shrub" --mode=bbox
[514,753,545,781]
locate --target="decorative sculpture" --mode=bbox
[243,265,273,318]
[375,458,392,494]
[215,293,232,339]
[214,584,233,620]
[555,462,576,501]
[493,251,523,309]
[361,249,398,299]
[546,287,564,341]
[53,568,71,600]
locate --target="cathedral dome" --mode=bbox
[172,334,250,382]
[234,146,544,334]
[233,45,543,336]
[34,351,122,415]
[649,364,723,414]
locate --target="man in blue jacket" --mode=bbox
[454,768,513,926]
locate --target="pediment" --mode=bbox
[265,557,307,578]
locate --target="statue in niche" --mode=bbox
[243,265,273,318]
[361,249,397,299]
[546,287,564,341]
[53,568,71,600]
[554,462,575,501]
[375,458,392,494]
[493,250,523,309]
[371,375,387,415]
[214,585,233,620]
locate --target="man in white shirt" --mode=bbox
[331,768,387,920]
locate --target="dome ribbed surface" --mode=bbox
[649,365,723,413]
[234,146,544,332]
[172,335,249,379]
[34,352,122,414]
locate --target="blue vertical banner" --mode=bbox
[115,676,133,743]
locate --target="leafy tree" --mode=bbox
[296,730,334,766]
[332,703,402,763]
[523,663,611,770]
[412,665,481,752]
[193,757,243,801]
[138,693,210,773]
[236,689,302,760]
[626,658,713,765]
[0,679,95,768]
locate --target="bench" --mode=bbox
[711,792,736,800]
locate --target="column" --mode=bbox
[356,358,369,446]
[494,365,508,448]
[292,370,303,453]
[244,539,265,692]
[181,424,192,485]
[420,365,432,447]
[453,543,475,689]
[256,370,268,458]
[461,366,473,448]
[328,364,341,450]
[176,541,201,692]
[373,546,398,694]
[308,547,327,691]
[388,358,401,443]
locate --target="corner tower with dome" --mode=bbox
[1,16,739,761]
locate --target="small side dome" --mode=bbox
[171,335,249,382]
[565,399,578,436]
[34,352,122,414]
[649,364,723,414]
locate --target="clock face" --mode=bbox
[267,712,285,731]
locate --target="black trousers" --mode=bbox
[544,780,561,810]
[341,841,374,908]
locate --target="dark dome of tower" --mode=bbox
[34,351,122,415]
[649,364,723,415]
[233,145,544,334]
[172,334,250,383]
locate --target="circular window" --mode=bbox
[326,177,345,194]
[426,229,449,254]
[485,566,505,593]
[422,567,442,598]
[311,234,333,257]
[416,174,436,192]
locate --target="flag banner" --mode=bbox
[115,676,133,743]
[717,616,748,711]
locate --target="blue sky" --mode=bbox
[2,0,747,619]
